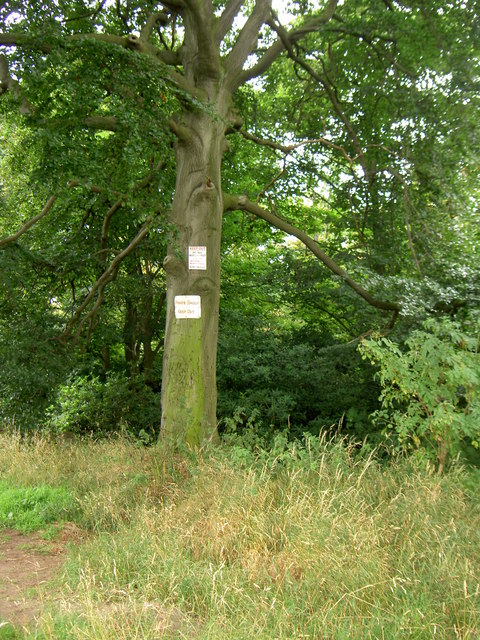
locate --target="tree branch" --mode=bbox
[160,0,186,10]
[256,161,286,202]
[325,26,416,78]
[64,0,108,23]
[37,115,119,131]
[223,192,400,313]
[68,159,166,200]
[236,0,338,86]
[257,11,367,175]
[100,199,124,263]
[237,39,284,85]
[70,32,181,65]
[70,159,166,265]
[178,1,221,82]
[60,218,152,343]
[384,166,422,276]
[67,180,122,197]
[0,54,13,91]
[0,33,52,53]
[139,10,169,41]
[264,22,368,174]
[151,292,167,331]
[239,129,355,165]
[126,34,180,65]
[0,31,181,66]
[0,53,35,114]
[0,196,57,249]
[1,155,165,252]
[85,115,119,130]
[224,0,272,89]
[216,0,245,44]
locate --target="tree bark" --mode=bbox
[160,108,228,446]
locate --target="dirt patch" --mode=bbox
[0,524,81,629]
[0,526,196,637]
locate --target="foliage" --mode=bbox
[44,373,161,439]
[0,12,173,433]
[0,317,70,430]
[0,220,74,428]
[217,312,381,441]
[217,238,383,443]
[360,316,480,472]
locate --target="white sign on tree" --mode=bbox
[188,246,207,270]
[174,295,201,319]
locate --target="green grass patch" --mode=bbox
[0,481,77,532]
[0,623,24,640]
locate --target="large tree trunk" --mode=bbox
[158,0,250,446]
[160,108,228,446]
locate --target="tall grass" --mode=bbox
[0,431,478,639]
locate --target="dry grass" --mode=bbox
[0,431,479,639]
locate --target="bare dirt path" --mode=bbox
[0,526,78,629]
[0,526,195,637]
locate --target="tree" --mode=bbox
[1,0,478,445]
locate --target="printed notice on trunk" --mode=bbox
[188,246,207,270]
[175,295,201,319]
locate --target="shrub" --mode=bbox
[359,317,480,472]
[217,317,381,441]
[44,372,161,439]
